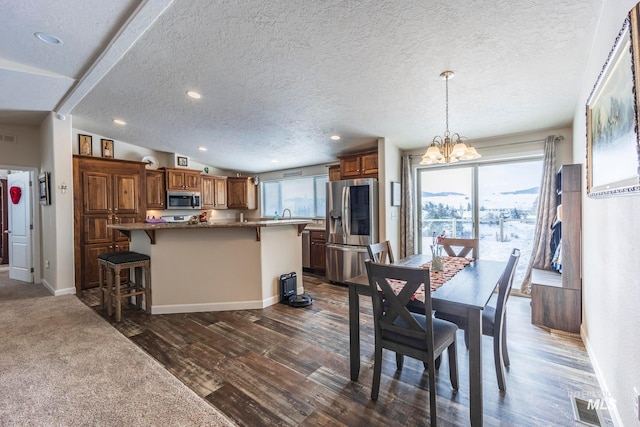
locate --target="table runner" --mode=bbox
[387,256,472,302]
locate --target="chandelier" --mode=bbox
[420,71,481,165]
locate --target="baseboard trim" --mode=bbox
[40,278,75,296]
[581,324,623,426]
[152,298,273,314]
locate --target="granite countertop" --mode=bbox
[107,219,313,231]
[304,224,326,231]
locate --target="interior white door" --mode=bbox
[7,172,33,282]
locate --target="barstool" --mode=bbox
[97,251,151,322]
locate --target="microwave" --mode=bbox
[166,191,201,210]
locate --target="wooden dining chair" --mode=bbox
[435,248,520,391]
[364,260,459,426]
[438,237,478,259]
[367,241,395,264]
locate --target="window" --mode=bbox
[262,175,328,218]
[418,159,542,286]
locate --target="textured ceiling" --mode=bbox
[0,0,605,172]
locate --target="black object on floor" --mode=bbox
[279,272,297,303]
[288,294,313,308]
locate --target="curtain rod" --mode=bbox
[408,136,560,158]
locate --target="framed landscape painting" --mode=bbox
[586,12,640,197]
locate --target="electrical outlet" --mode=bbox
[45,260,50,268]
[634,386,639,421]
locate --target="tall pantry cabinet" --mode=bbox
[73,156,146,292]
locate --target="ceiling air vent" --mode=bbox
[0,134,16,143]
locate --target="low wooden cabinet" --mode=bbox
[310,230,326,275]
[338,151,378,179]
[227,177,257,210]
[531,269,581,333]
[202,175,228,209]
[73,156,146,291]
[145,170,165,209]
[164,167,201,191]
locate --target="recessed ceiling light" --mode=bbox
[330,135,341,141]
[270,159,279,163]
[198,146,208,151]
[186,91,202,99]
[34,32,63,45]
[113,119,127,125]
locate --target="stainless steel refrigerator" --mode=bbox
[326,178,378,284]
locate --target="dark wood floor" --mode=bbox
[79,274,611,426]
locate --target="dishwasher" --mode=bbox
[302,230,311,269]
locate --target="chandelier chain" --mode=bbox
[445,74,449,137]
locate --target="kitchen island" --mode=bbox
[108,219,311,314]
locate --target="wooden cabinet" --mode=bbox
[145,170,165,209]
[531,164,582,333]
[310,230,326,275]
[227,177,257,210]
[73,156,145,292]
[338,151,378,179]
[164,167,201,191]
[202,175,228,209]
[328,165,341,181]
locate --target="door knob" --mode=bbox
[3,230,9,234]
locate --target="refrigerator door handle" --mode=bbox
[343,185,350,237]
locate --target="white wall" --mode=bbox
[573,0,640,425]
[378,138,401,256]
[0,124,41,168]
[43,114,75,295]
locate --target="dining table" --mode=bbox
[345,254,505,427]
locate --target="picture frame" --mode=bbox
[177,156,189,167]
[78,134,92,156]
[38,172,50,205]
[586,12,640,198]
[391,181,401,206]
[101,139,114,159]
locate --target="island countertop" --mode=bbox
[108,219,312,243]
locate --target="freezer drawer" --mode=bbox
[326,244,369,284]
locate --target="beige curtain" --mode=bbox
[400,154,415,258]
[520,135,560,294]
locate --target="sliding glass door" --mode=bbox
[418,159,542,286]
[419,166,474,242]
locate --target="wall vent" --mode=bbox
[571,396,604,426]
[0,134,17,143]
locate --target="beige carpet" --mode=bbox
[0,272,235,426]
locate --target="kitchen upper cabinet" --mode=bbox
[338,151,378,179]
[227,177,257,210]
[164,167,201,191]
[146,170,165,209]
[202,175,228,209]
[328,165,341,181]
[73,156,145,292]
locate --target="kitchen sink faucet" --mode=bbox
[281,208,292,219]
